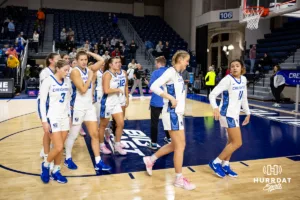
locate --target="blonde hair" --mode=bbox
[171,50,190,66]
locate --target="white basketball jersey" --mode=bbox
[117,70,126,103]
[101,71,120,106]
[71,67,93,110]
[38,67,55,98]
[94,70,103,102]
[209,75,251,118]
[39,75,71,122]
[150,67,185,114]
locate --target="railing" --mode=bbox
[19,39,29,89]
[52,40,55,52]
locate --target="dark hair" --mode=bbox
[46,53,59,67]
[76,51,88,60]
[60,53,68,59]
[55,60,69,73]
[229,59,246,75]
[274,65,281,72]
[104,57,119,72]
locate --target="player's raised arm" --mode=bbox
[70,68,93,94]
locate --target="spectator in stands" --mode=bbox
[67,28,75,40]
[111,37,117,47]
[108,13,112,25]
[270,65,285,108]
[69,48,77,58]
[60,28,67,42]
[33,31,39,54]
[129,40,138,60]
[163,41,170,60]
[113,14,118,28]
[128,59,137,69]
[3,18,10,38]
[102,51,111,60]
[0,24,4,39]
[83,40,91,51]
[99,36,105,44]
[111,48,121,57]
[155,41,164,57]
[257,53,272,75]
[8,20,15,39]
[104,41,111,51]
[193,76,201,94]
[6,45,18,59]
[205,66,216,99]
[15,34,26,46]
[6,55,19,79]
[15,42,23,56]
[93,43,99,52]
[66,36,75,53]
[37,8,45,23]
[249,44,256,73]
[115,39,120,49]
[129,63,144,100]
[145,39,154,51]
[2,44,9,53]
[119,41,125,53]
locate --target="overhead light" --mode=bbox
[207,48,210,53]
[228,44,234,50]
[223,46,227,52]
[226,51,229,55]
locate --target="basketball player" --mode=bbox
[143,51,196,190]
[61,53,70,63]
[64,51,111,171]
[109,57,129,147]
[38,53,61,163]
[40,60,71,184]
[98,57,126,155]
[209,59,251,178]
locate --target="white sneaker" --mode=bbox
[276,104,281,108]
[272,103,278,107]
[50,161,54,171]
[100,145,112,155]
[114,144,127,155]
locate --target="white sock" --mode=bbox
[65,125,81,159]
[222,161,229,167]
[150,154,157,163]
[115,142,120,147]
[213,157,222,164]
[95,156,101,164]
[176,173,182,179]
[43,154,48,162]
[43,161,50,168]
[100,143,105,148]
[53,165,60,173]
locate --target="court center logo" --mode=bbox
[253,165,291,192]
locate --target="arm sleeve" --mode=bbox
[150,69,173,96]
[209,76,230,109]
[241,77,251,115]
[39,78,51,122]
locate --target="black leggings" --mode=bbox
[207,86,214,99]
[150,106,170,143]
[271,85,285,103]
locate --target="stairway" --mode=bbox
[248,72,274,101]
[280,49,300,70]
[118,19,154,72]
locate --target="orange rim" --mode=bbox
[243,6,269,17]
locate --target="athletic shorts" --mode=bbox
[119,95,126,107]
[100,103,122,119]
[47,117,70,133]
[162,111,184,131]
[72,106,97,125]
[220,116,240,128]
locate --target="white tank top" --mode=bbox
[71,67,93,110]
[94,70,104,102]
[117,70,126,104]
[101,70,120,106]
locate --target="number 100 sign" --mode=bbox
[219,11,233,20]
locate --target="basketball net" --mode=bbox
[242,8,264,30]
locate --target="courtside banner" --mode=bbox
[277,70,300,86]
[0,79,14,98]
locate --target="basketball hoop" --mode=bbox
[242,6,269,30]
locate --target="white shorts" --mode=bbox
[162,112,184,131]
[220,116,240,128]
[72,107,97,125]
[119,95,126,107]
[47,117,70,133]
[100,104,122,119]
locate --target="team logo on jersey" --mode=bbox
[53,123,58,128]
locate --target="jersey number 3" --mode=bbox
[59,93,66,103]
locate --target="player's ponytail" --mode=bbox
[230,59,246,75]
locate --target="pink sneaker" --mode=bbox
[143,156,154,176]
[174,176,196,190]
[100,145,112,154]
[114,145,127,155]
[80,128,86,136]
